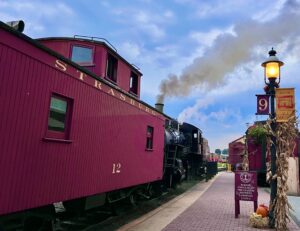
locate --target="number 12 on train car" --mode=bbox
[256,95,270,115]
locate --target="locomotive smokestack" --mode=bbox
[6,20,25,33]
[155,103,164,113]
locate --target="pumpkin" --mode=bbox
[256,204,269,218]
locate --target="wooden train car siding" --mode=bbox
[38,38,141,98]
[0,23,165,216]
[228,137,245,167]
[247,139,264,171]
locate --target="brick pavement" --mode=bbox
[163,172,300,231]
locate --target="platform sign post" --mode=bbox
[235,171,258,218]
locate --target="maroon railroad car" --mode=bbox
[0,21,166,218]
[37,35,141,99]
[229,127,299,185]
[228,136,245,169]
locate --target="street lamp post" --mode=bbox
[261,48,284,228]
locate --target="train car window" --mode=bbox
[129,72,138,95]
[46,94,73,140]
[146,126,154,150]
[193,133,198,138]
[106,53,118,82]
[71,45,93,65]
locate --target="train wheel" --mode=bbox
[147,185,156,198]
[129,193,139,207]
[149,182,163,197]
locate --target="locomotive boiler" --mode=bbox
[163,118,205,187]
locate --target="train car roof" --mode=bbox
[0,21,172,120]
[36,36,142,76]
[229,136,245,145]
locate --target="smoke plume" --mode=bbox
[157,0,300,104]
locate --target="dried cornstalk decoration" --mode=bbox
[264,115,298,231]
[266,137,272,183]
[249,213,269,228]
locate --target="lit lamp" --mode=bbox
[261,48,284,228]
[262,48,284,84]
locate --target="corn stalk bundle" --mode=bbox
[264,115,298,231]
[242,137,249,171]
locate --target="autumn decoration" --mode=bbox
[264,115,298,231]
[249,212,269,228]
[256,204,269,218]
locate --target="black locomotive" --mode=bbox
[163,119,205,188]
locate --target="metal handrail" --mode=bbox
[131,63,140,70]
[74,35,117,52]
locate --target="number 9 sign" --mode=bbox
[256,95,270,115]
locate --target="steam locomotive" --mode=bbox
[164,120,205,188]
[0,21,205,230]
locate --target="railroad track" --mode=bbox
[54,179,203,231]
[0,178,206,231]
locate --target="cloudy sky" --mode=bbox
[1,0,300,152]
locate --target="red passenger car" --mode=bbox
[0,20,166,224]
[228,136,245,169]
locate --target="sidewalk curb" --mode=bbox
[263,188,300,228]
[289,211,300,228]
[117,173,222,231]
[288,196,300,228]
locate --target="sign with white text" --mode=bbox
[256,95,270,115]
[235,171,257,201]
[235,171,257,218]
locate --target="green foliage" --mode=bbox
[222,149,228,155]
[215,149,221,155]
[248,125,267,144]
[217,162,227,169]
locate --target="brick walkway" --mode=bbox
[163,172,300,231]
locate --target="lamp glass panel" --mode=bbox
[266,62,279,79]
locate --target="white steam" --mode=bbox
[157,0,300,103]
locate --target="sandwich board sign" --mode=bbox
[235,171,258,218]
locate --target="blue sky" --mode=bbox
[1,0,300,152]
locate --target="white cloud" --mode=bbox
[175,0,247,18]
[189,26,235,47]
[209,108,238,123]
[209,132,244,152]
[142,23,165,39]
[252,0,287,22]
[1,1,74,17]
[111,7,176,40]
[178,96,214,122]
[119,42,142,61]
[174,0,290,22]
[178,96,242,128]
[154,45,179,58]
[135,11,149,23]
[164,10,174,18]
[100,1,110,7]
[0,0,75,35]
[133,10,168,39]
